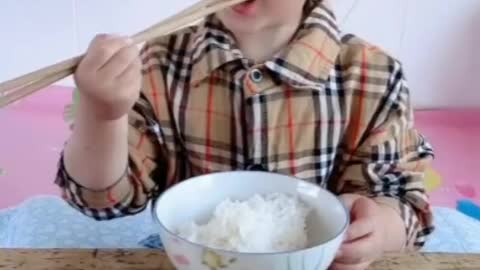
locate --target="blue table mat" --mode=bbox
[1,196,479,253]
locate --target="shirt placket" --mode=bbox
[242,66,276,171]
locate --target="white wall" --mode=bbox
[335,0,480,108]
[1,0,479,108]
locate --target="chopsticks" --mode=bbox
[0,0,246,108]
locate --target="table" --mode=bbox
[0,249,479,270]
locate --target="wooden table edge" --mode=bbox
[0,249,479,269]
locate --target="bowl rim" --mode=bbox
[152,171,350,256]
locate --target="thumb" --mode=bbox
[339,194,362,211]
[345,197,376,242]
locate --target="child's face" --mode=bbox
[217,0,307,36]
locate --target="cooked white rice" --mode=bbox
[177,193,311,253]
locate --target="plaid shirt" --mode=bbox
[56,1,434,248]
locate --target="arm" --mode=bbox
[336,60,434,251]
[57,40,174,220]
[63,102,129,197]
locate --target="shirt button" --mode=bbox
[245,164,268,171]
[249,69,264,83]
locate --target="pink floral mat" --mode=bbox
[416,110,480,208]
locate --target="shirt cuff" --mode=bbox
[55,152,134,213]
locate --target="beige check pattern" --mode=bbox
[56,1,434,249]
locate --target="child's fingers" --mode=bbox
[117,58,142,85]
[345,217,374,242]
[335,235,375,265]
[329,261,370,270]
[338,194,360,211]
[82,35,132,71]
[345,198,376,242]
[100,44,139,78]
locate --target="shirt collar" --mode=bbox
[190,16,246,85]
[190,1,341,89]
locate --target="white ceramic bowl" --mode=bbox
[153,171,348,270]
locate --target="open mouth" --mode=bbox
[232,0,258,16]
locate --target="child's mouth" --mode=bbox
[232,0,258,16]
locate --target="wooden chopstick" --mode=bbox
[0,56,82,95]
[0,69,73,108]
[0,0,246,93]
[0,0,246,108]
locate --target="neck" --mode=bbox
[235,22,301,63]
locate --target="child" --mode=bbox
[56,0,434,269]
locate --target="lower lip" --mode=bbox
[232,0,257,16]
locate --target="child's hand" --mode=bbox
[330,194,387,270]
[74,34,142,121]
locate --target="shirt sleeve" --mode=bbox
[334,60,435,250]
[55,40,176,220]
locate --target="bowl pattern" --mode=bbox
[159,228,344,270]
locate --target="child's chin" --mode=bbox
[219,12,265,35]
